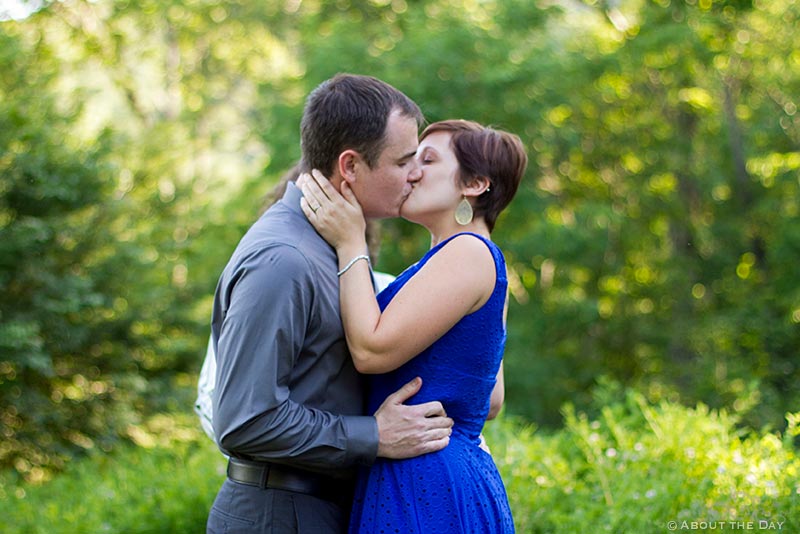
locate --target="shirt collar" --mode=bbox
[282,181,305,215]
[283,181,379,291]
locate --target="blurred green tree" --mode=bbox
[1,0,798,477]
[0,28,122,472]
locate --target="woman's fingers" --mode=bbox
[300,183,323,214]
[339,182,364,217]
[299,170,363,227]
[340,181,359,208]
[301,169,334,204]
[310,169,337,201]
[299,196,313,217]
[301,170,344,212]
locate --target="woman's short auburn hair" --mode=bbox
[419,120,528,232]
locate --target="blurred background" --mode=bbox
[1,0,798,490]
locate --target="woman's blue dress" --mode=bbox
[349,233,515,533]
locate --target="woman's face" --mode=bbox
[400,131,462,225]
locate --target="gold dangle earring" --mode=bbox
[455,196,473,226]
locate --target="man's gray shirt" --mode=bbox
[211,182,378,479]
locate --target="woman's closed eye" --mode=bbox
[419,147,437,166]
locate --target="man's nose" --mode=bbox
[408,160,422,182]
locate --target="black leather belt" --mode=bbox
[226,458,352,506]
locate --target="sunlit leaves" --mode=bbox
[1,0,798,477]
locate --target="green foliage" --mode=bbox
[0,413,226,534]
[1,0,799,478]
[484,394,800,534]
[0,29,126,472]
[487,0,800,429]
[0,1,292,475]
[1,398,797,533]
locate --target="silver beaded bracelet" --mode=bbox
[337,254,371,277]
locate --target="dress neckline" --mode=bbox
[429,232,492,254]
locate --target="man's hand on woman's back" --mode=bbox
[374,377,453,459]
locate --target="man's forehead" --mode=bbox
[383,115,419,157]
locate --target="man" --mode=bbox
[195,164,395,444]
[207,74,454,534]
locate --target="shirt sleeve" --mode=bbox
[212,244,378,472]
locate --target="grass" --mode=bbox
[2,395,798,533]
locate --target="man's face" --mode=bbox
[350,110,422,220]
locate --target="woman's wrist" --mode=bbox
[337,241,368,262]
[337,254,371,277]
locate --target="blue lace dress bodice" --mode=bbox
[349,233,514,533]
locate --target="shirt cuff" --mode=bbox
[343,415,379,466]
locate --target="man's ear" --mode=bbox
[337,150,361,185]
[463,175,491,198]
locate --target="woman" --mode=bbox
[298,119,527,533]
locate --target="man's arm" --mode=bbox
[212,245,377,470]
[212,244,452,470]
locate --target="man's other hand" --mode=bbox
[375,377,454,459]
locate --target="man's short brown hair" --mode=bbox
[301,74,424,178]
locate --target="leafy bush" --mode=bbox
[2,397,798,533]
[0,413,226,534]
[485,394,800,533]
